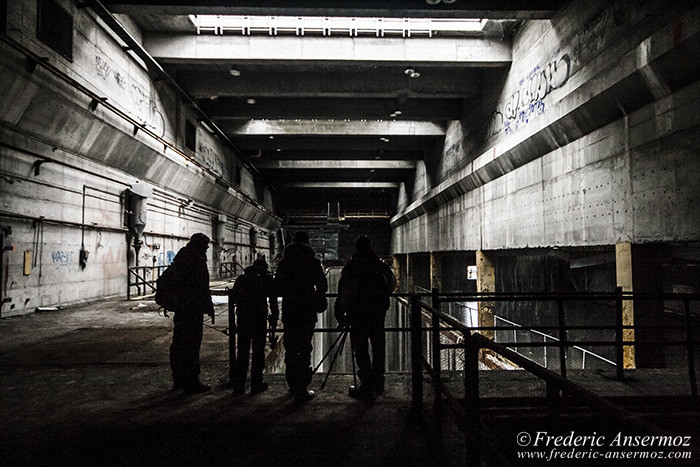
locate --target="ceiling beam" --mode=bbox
[224,120,446,136]
[104,0,563,19]
[255,160,416,169]
[244,149,425,160]
[186,73,479,99]
[199,97,464,120]
[278,182,400,189]
[232,136,440,152]
[145,34,511,66]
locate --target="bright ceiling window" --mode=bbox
[188,15,487,37]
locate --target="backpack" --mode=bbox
[155,263,181,313]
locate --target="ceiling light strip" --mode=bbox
[188,15,486,37]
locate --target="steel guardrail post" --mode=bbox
[127,268,132,300]
[228,288,236,385]
[683,297,697,397]
[432,287,441,409]
[410,293,424,419]
[557,298,567,379]
[464,335,480,466]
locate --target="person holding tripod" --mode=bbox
[335,235,396,400]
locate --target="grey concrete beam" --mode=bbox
[104,0,562,19]
[145,34,512,66]
[255,160,416,169]
[178,70,479,99]
[226,120,446,136]
[391,13,700,230]
[279,182,400,189]
[247,149,425,160]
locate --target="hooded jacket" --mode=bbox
[336,248,396,324]
[171,242,214,316]
[273,242,328,323]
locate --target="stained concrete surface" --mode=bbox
[0,299,462,466]
[2,298,699,466]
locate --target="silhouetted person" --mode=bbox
[170,233,214,395]
[336,235,396,399]
[230,258,279,395]
[273,231,328,403]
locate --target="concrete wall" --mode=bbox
[0,0,280,316]
[391,0,700,253]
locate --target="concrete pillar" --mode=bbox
[615,243,665,368]
[407,253,415,293]
[430,251,442,292]
[476,250,496,339]
[615,243,636,369]
[392,255,401,293]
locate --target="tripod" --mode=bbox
[312,325,357,390]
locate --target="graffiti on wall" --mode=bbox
[571,0,643,65]
[197,143,226,178]
[94,54,166,138]
[51,250,75,270]
[487,53,570,138]
[129,84,166,138]
[95,55,127,89]
[157,250,176,266]
[443,139,463,173]
[486,0,644,140]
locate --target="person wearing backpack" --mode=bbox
[168,233,215,395]
[229,258,279,395]
[335,235,396,400]
[272,231,328,404]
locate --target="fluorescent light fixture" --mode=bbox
[189,15,487,36]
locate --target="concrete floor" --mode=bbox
[0,299,462,466]
[2,298,699,466]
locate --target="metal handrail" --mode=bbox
[494,314,617,369]
[127,265,168,299]
[219,261,244,279]
[403,289,698,466]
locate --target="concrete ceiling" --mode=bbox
[100,1,563,222]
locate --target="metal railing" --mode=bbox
[127,265,168,299]
[219,261,243,279]
[128,262,245,299]
[158,285,697,464]
[401,288,699,466]
[493,314,617,370]
[223,288,698,392]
